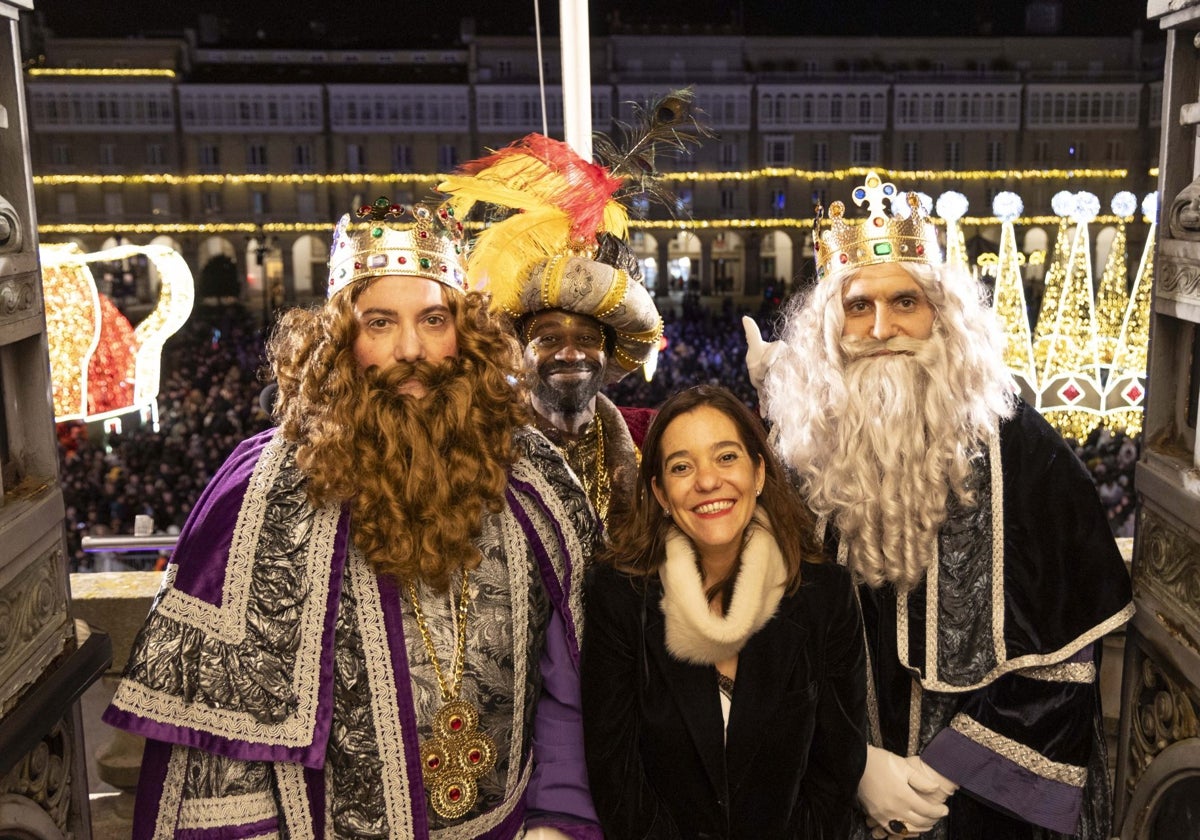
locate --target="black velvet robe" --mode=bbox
[848,401,1134,839]
[582,560,868,839]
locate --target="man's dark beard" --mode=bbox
[530,358,604,415]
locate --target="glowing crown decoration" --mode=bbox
[42,241,194,425]
[814,171,943,281]
[327,197,466,299]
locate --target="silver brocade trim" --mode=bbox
[908,680,922,756]
[274,760,314,840]
[510,429,589,641]
[1020,661,1096,684]
[351,549,414,839]
[500,512,531,796]
[153,746,190,840]
[179,791,278,829]
[949,714,1088,787]
[156,434,287,644]
[109,463,342,747]
[990,427,1006,666]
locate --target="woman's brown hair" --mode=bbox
[599,385,821,604]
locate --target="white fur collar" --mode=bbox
[659,511,788,665]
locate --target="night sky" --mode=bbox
[27,0,1157,47]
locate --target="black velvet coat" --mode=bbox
[582,560,868,840]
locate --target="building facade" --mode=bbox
[22,23,1164,306]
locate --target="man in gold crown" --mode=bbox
[744,173,1133,839]
[104,198,603,839]
[439,134,665,532]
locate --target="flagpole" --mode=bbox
[559,0,593,160]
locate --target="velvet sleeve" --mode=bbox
[581,566,683,840]
[525,607,603,839]
[921,644,1102,834]
[793,564,869,839]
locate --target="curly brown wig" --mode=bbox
[267,280,528,591]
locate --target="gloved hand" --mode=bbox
[742,315,785,397]
[858,745,949,838]
[904,754,958,804]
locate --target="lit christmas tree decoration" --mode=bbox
[1032,213,1073,373]
[1037,191,1104,441]
[1102,191,1156,436]
[1095,193,1135,367]
[990,192,1037,404]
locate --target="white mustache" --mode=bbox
[840,335,929,361]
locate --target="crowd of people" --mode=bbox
[59,305,273,571]
[58,291,1140,573]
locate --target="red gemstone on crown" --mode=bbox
[398,256,407,264]
[873,217,885,227]
[359,205,372,215]
[389,203,401,213]
[839,254,849,264]
[916,245,925,254]
[354,261,362,269]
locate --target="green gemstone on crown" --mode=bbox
[873,242,893,256]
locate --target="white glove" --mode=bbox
[858,746,949,838]
[904,754,958,804]
[742,315,784,396]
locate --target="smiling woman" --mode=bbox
[581,384,869,839]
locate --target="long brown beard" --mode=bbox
[303,358,515,591]
[824,335,976,591]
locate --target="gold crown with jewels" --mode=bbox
[326,197,467,299]
[813,171,943,281]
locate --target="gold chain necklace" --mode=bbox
[407,569,498,820]
[563,414,611,525]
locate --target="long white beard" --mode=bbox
[814,335,980,591]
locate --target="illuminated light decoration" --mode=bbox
[1032,213,1073,375]
[1050,191,1077,217]
[37,215,1137,239]
[1102,196,1156,437]
[937,191,969,272]
[41,244,101,421]
[1036,192,1104,441]
[32,166,1150,190]
[40,243,194,425]
[26,67,177,78]
[1142,192,1159,225]
[87,295,139,416]
[989,192,1037,405]
[1111,191,1138,219]
[1094,201,1131,367]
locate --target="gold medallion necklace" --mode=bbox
[407,569,498,820]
